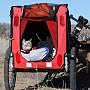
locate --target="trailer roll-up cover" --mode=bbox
[23,3,57,18]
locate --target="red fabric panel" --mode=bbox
[21,19,27,39]
[46,21,57,49]
[56,4,67,67]
[24,3,52,18]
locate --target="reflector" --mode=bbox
[60,15,65,26]
[57,54,62,66]
[15,52,21,64]
[14,16,19,27]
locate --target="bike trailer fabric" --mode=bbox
[23,3,53,18]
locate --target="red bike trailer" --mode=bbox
[4,3,76,90]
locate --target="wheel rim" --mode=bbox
[8,54,16,89]
[4,53,16,90]
[9,70,16,89]
[9,53,13,72]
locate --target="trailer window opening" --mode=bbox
[21,19,57,48]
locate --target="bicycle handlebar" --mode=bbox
[70,14,78,22]
[70,14,90,29]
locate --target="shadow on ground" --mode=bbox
[22,68,90,90]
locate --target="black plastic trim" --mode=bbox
[66,7,71,54]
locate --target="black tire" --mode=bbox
[4,47,16,90]
[78,50,87,66]
[86,61,90,74]
[70,47,76,90]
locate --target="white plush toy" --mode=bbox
[22,39,32,51]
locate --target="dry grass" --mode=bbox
[0,38,9,90]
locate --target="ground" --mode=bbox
[0,38,90,90]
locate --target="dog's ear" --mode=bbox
[30,38,32,42]
[22,39,25,44]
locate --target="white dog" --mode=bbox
[22,39,32,51]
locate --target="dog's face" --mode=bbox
[22,39,32,50]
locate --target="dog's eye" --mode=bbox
[27,43,30,46]
[24,45,27,48]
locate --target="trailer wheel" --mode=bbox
[70,47,76,90]
[86,52,90,74]
[86,61,90,74]
[4,47,16,90]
